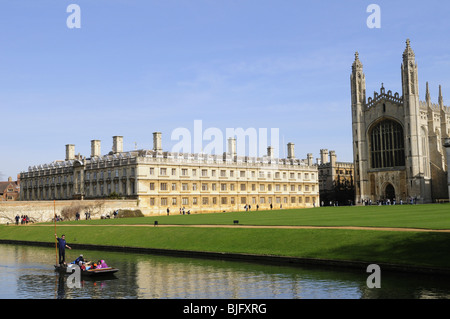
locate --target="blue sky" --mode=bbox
[1,0,450,179]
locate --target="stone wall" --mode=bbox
[0,199,142,224]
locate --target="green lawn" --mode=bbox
[49,203,450,229]
[1,203,450,270]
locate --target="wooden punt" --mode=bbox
[54,264,119,277]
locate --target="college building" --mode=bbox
[317,149,354,206]
[351,39,449,204]
[0,175,20,201]
[19,133,319,214]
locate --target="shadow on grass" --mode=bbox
[322,231,450,269]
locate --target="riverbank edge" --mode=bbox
[2,238,450,277]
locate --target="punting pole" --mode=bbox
[54,200,57,266]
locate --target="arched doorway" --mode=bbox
[385,184,395,202]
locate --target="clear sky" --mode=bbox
[1,0,450,180]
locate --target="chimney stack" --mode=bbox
[307,153,313,166]
[153,132,162,152]
[65,144,75,161]
[287,143,295,159]
[228,137,236,158]
[267,146,274,158]
[112,136,123,154]
[320,149,329,164]
[329,150,337,166]
[91,140,101,158]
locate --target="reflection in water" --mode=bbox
[1,244,450,299]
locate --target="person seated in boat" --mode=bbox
[72,254,84,264]
[96,260,108,269]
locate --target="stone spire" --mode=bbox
[439,85,444,107]
[352,51,363,72]
[403,38,415,61]
[401,38,418,96]
[426,82,430,103]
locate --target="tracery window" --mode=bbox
[370,120,405,168]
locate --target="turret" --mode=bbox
[350,51,369,203]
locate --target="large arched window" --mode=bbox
[370,120,405,168]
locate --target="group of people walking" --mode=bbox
[14,214,30,225]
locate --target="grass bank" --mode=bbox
[48,203,450,229]
[1,204,450,271]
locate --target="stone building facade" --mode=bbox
[318,150,354,206]
[351,39,449,204]
[20,133,319,214]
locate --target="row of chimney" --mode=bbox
[64,132,297,161]
[65,132,162,161]
[227,138,295,159]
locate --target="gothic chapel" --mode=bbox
[351,39,449,204]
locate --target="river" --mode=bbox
[0,244,449,299]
